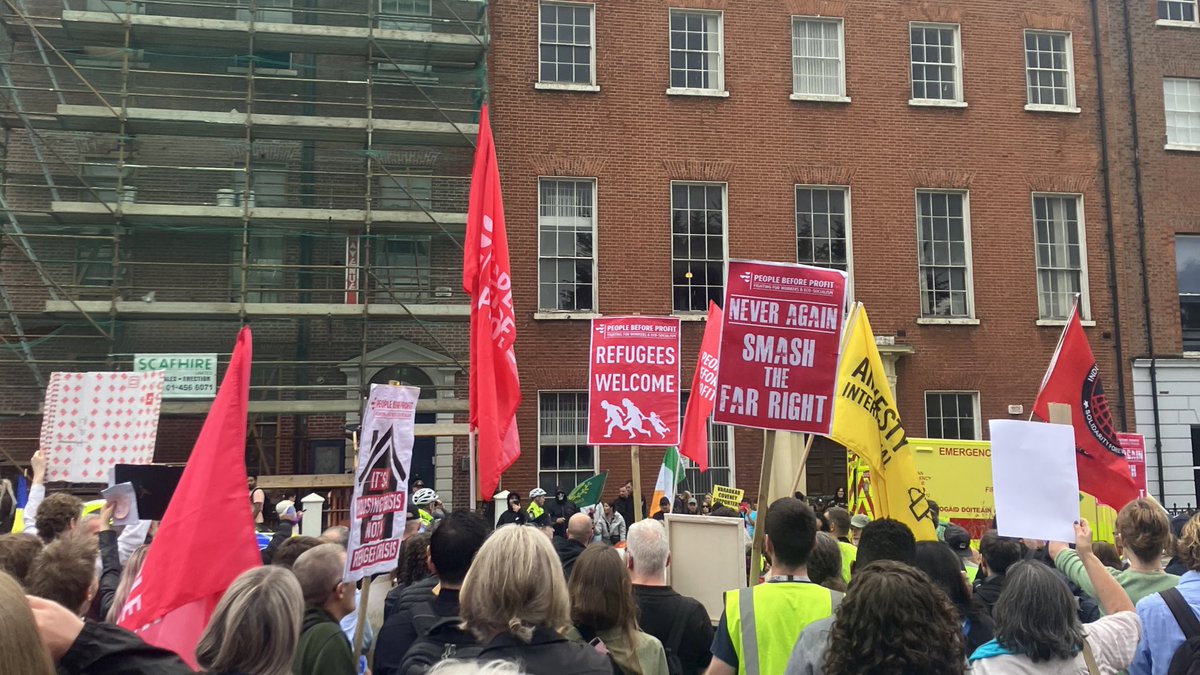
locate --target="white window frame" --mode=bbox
[666,9,728,98]
[914,189,977,324]
[795,184,854,300]
[908,22,966,108]
[1031,193,1092,324]
[378,0,433,31]
[679,391,736,493]
[790,16,849,102]
[923,391,982,440]
[536,391,598,494]
[1023,30,1079,113]
[1164,77,1200,152]
[536,1,599,92]
[1157,0,1200,26]
[671,181,730,315]
[535,177,599,316]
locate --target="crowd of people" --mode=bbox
[4,451,1200,675]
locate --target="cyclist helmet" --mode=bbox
[412,488,438,506]
[529,487,548,499]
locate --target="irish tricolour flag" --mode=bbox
[650,447,685,518]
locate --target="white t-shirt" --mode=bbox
[970,611,1141,675]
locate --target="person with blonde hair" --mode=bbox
[0,569,55,675]
[106,544,149,623]
[1132,512,1200,675]
[460,525,613,674]
[196,565,304,675]
[569,544,669,675]
[1050,498,1178,607]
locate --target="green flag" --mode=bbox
[568,472,608,507]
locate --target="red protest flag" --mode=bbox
[117,326,259,666]
[680,301,723,472]
[463,104,521,501]
[1032,303,1139,509]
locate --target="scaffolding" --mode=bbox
[0,0,487,489]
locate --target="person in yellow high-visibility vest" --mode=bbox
[412,487,438,529]
[527,488,551,528]
[708,498,842,675]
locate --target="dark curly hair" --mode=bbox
[34,493,83,544]
[823,560,965,675]
[394,532,431,587]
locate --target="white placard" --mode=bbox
[664,513,748,622]
[990,419,1080,543]
[100,482,140,526]
[345,383,419,583]
[134,353,217,399]
[39,371,165,483]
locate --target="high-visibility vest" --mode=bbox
[418,508,433,528]
[724,581,841,675]
[528,502,545,522]
[837,541,858,583]
[964,560,980,583]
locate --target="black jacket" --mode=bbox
[383,575,438,622]
[261,520,294,565]
[546,498,579,538]
[632,584,713,675]
[553,537,588,580]
[478,627,617,675]
[373,588,461,675]
[497,509,526,527]
[612,495,644,527]
[974,574,1006,614]
[58,620,194,675]
[93,529,122,621]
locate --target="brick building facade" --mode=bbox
[488,0,1130,503]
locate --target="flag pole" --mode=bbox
[789,433,816,496]
[750,429,775,586]
[631,445,644,522]
[468,430,477,511]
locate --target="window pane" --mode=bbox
[1160,0,1198,21]
[669,10,722,92]
[792,19,844,96]
[925,392,978,440]
[538,2,594,84]
[796,187,850,272]
[910,24,960,101]
[538,179,596,311]
[917,192,971,317]
[1165,78,1200,147]
[539,392,597,493]
[1025,31,1073,107]
[1033,195,1084,320]
[672,183,726,312]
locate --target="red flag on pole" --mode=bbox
[680,301,723,472]
[463,104,521,501]
[1032,302,1139,509]
[117,327,259,666]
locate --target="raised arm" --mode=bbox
[1075,518,1135,616]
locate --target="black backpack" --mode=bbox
[399,603,483,675]
[1163,588,1200,675]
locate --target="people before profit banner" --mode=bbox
[346,383,419,582]
[714,260,848,434]
[588,316,681,447]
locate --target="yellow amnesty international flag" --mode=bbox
[830,304,937,541]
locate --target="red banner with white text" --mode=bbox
[588,316,681,446]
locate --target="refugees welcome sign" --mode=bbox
[588,317,681,446]
[714,260,848,434]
